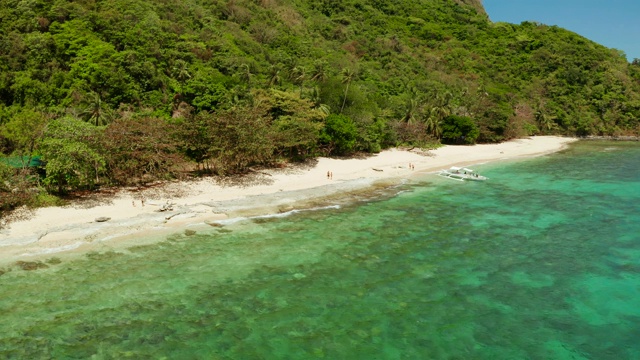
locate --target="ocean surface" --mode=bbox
[1,140,640,359]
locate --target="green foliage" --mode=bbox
[255,89,326,159]
[207,106,275,174]
[0,160,40,216]
[441,115,480,145]
[101,117,184,185]
[39,117,105,193]
[0,0,639,205]
[179,113,217,170]
[184,77,229,112]
[0,108,48,163]
[0,161,16,192]
[31,192,64,208]
[1,0,637,138]
[320,114,358,155]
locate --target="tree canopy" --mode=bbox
[1,0,640,213]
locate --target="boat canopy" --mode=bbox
[449,166,475,172]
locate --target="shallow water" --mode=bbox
[1,141,640,359]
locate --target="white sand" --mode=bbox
[0,136,577,264]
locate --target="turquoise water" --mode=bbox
[1,141,640,359]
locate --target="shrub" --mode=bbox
[441,115,480,145]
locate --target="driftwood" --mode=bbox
[164,212,183,220]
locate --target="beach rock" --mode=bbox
[205,221,224,227]
[15,261,49,271]
[279,205,294,213]
[95,216,111,222]
[46,257,62,265]
[184,229,197,236]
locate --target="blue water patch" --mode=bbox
[1,140,640,359]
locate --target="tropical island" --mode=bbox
[1,0,638,238]
[2,2,640,358]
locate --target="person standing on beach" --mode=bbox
[327,171,330,179]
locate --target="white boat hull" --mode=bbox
[437,167,488,181]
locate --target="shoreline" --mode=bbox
[0,136,577,267]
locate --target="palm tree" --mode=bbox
[430,102,451,123]
[82,92,114,126]
[424,109,444,138]
[402,98,420,124]
[310,86,330,115]
[432,92,453,119]
[239,64,253,89]
[535,109,556,132]
[291,66,306,95]
[267,64,282,87]
[172,59,191,93]
[310,61,328,83]
[284,57,298,79]
[420,91,453,138]
[340,67,355,114]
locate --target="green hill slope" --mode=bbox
[1,0,639,206]
[2,0,639,135]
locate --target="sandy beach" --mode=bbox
[0,136,577,265]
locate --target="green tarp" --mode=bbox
[0,156,43,168]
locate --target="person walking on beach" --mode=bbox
[327,171,330,179]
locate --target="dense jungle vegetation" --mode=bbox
[1,0,640,216]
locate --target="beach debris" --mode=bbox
[205,221,224,227]
[372,168,383,172]
[164,212,184,220]
[15,260,49,271]
[279,205,294,213]
[95,216,111,222]
[156,202,174,212]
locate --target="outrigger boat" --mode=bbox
[437,166,488,181]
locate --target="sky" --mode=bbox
[482,0,640,62]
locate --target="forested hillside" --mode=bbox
[2,0,640,213]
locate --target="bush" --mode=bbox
[320,114,358,155]
[441,115,479,145]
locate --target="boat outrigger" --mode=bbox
[437,166,488,181]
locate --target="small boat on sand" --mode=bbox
[437,166,488,181]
